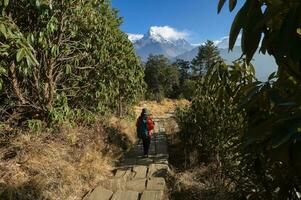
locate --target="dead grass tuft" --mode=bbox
[107,116,137,144]
[0,118,135,200]
[167,132,234,200]
[134,99,190,118]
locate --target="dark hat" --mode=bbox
[142,108,149,115]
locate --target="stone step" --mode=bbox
[146,178,166,191]
[88,119,170,200]
[87,186,113,200]
[140,190,164,200]
[99,179,127,192]
[111,191,139,200]
[148,164,169,178]
[126,178,147,192]
[132,166,148,179]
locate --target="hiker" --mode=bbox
[136,108,155,157]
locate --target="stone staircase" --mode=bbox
[85,117,170,200]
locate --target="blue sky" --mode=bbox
[111,0,244,44]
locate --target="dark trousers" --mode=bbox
[142,136,151,155]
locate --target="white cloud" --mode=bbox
[127,33,144,42]
[214,35,242,49]
[149,26,189,41]
[191,43,201,47]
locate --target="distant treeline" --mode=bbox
[143,40,220,101]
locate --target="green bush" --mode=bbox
[0,0,145,126]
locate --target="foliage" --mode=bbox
[175,60,255,197]
[191,40,222,76]
[218,0,301,81]
[176,95,245,166]
[177,1,301,198]
[172,59,196,99]
[180,79,197,100]
[217,0,301,198]
[174,59,191,84]
[0,0,144,125]
[144,55,179,101]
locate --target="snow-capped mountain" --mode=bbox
[127,33,143,43]
[128,27,277,80]
[213,35,242,49]
[130,26,194,61]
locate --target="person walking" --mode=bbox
[136,108,155,157]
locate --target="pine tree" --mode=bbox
[191,40,222,76]
[174,59,191,84]
[144,55,179,101]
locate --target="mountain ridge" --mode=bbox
[128,27,277,80]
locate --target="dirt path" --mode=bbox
[85,116,171,200]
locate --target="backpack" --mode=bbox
[137,116,149,139]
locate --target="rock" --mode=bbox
[140,190,164,200]
[126,179,147,192]
[123,169,134,180]
[111,190,139,200]
[100,179,126,192]
[148,164,169,178]
[119,158,136,166]
[136,158,153,165]
[132,166,147,179]
[115,169,126,178]
[146,178,166,191]
[87,186,113,200]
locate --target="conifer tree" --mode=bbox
[191,40,222,76]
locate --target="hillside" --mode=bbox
[129,29,277,80]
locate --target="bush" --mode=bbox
[0,0,144,126]
[176,94,246,169]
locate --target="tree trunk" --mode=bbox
[10,62,26,104]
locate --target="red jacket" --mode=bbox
[136,116,155,135]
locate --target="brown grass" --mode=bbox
[108,116,137,145]
[0,99,188,199]
[0,117,135,200]
[167,132,233,200]
[134,98,190,118]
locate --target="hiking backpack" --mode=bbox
[137,116,149,139]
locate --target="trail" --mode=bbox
[85,115,172,200]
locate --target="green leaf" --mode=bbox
[27,52,39,66]
[268,72,277,81]
[218,0,226,13]
[0,67,7,75]
[65,65,71,75]
[297,28,301,36]
[51,45,59,57]
[0,79,3,91]
[16,48,26,62]
[241,1,263,63]
[36,0,40,7]
[4,0,9,6]
[229,0,237,12]
[0,24,6,35]
[271,116,301,149]
[229,3,247,50]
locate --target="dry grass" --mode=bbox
[0,99,187,200]
[0,118,135,200]
[168,165,233,200]
[108,116,137,144]
[134,98,190,118]
[167,132,233,200]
